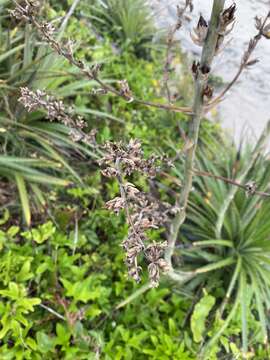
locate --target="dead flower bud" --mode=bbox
[128,266,142,283]
[124,183,140,198]
[145,241,168,263]
[101,167,118,178]
[10,0,40,21]
[69,129,84,142]
[255,16,263,31]
[19,87,87,135]
[216,4,236,52]
[245,181,257,197]
[262,23,270,39]
[90,63,102,78]
[191,15,208,47]
[220,3,236,31]
[191,61,200,77]
[203,84,214,100]
[157,258,170,273]
[245,59,259,68]
[118,80,134,102]
[40,22,55,38]
[105,197,125,214]
[148,263,160,288]
[186,0,194,13]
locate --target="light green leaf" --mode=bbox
[191,293,216,343]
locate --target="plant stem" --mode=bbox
[115,283,151,310]
[166,0,225,278]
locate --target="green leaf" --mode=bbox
[191,293,216,343]
[21,221,56,244]
[15,173,31,226]
[0,209,10,226]
[36,332,55,353]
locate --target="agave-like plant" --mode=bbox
[172,125,270,354]
[87,0,157,57]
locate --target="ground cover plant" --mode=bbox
[1,0,270,358]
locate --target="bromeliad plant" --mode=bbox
[9,0,270,355]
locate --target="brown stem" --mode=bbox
[163,3,191,103]
[28,15,192,115]
[193,169,270,198]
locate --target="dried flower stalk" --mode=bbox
[18,87,96,144]
[10,0,192,115]
[166,0,226,282]
[163,1,193,103]
[207,10,270,109]
[100,140,175,287]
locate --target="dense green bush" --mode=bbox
[2,0,270,358]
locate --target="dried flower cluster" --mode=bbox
[245,181,257,197]
[217,3,236,49]
[191,15,208,47]
[19,87,96,143]
[191,4,236,51]
[100,140,175,287]
[10,0,193,116]
[10,0,40,20]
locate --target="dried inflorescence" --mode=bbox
[245,181,257,197]
[191,15,208,47]
[100,140,174,287]
[19,87,96,143]
[10,0,40,20]
[100,140,159,177]
[191,4,236,51]
[10,1,137,107]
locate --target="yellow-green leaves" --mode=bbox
[21,221,56,244]
[191,293,216,343]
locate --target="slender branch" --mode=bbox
[206,11,270,110]
[215,119,270,238]
[163,2,192,103]
[165,0,226,276]
[13,2,192,115]
[193,169,270,198]
[115,283,151,310]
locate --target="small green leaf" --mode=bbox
[0,209,10,226]
[191,293,216,343]
[15,173,31,226]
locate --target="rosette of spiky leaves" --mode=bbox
[87,0,156,57]
[174,124,270,353]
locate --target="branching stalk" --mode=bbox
[207,11,270,109]
[166,0,226,278]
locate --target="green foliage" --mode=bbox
[1,0,270,358]
[88,0,157,57]
[0,0,111,224]
[179,137,270,354]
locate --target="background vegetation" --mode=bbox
[0,0,269,359]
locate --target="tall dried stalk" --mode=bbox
[165,0,226,280]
